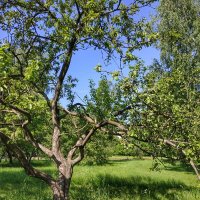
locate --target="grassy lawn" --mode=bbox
[0,158,200,200]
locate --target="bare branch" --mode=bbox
[70,119,128,165]
[75,0,81,15]
[62,108,95,124]
[107,120,128,131]
[71,146,84,165]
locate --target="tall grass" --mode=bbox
[0,158,199,199]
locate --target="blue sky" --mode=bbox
[68,46,159,103]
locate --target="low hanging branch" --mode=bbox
[0,100,53,159]
[0,131,55,186]
[65,102,200,181]
[22,120,53,158]
[161,138,200,181]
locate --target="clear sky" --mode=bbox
[68,46,159,104]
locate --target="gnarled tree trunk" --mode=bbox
[51,180,70,200]
[51,163,73,200]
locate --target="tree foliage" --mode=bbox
[112,0,200,176]
[1,0,200,199]
[0,1,157,199]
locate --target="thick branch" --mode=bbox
[69,119,128,165]
[66,132,86,165]
[22,120,53,158]
[75,0,81,15]
[0,131,55,185]
[63,108,95,124]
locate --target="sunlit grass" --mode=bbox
[0,158,200,199]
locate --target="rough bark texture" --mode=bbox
[52,181,70,200]
[52,164,73,200]
[52,180,71,200]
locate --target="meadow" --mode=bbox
[0,157,200,200]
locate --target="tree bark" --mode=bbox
[51,180,70,200]
[6,149,13,164]
[51,163,73,200]
[190,160,200,181]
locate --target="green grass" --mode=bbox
[0,158,200,199]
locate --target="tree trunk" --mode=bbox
[51,178,71,200]
[0,151,5,163]
[51,164,73,200]
[6,149,13,164]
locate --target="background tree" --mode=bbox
[155,0,200,175]
[113,0,200,177]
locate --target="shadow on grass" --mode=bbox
[0,170,51,200]
[0,162,199,200]
[71,174,196,200]
[164,163,193,173]
[0,161,23,168]
[31,160,53,167]
[108,157,146,164]
[0,160,52,168]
